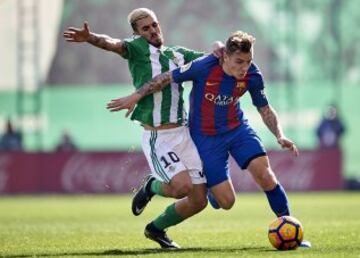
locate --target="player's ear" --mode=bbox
[132,23,140,35]
[133,30,140,36]
[223,51,230,62]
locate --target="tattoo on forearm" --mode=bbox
[88,33,123,54]
[88,34,109,49]
[258,105,283,138]
[136,72,172,97]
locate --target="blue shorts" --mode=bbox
[191,123,266,188]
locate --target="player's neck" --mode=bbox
[222,62,233,77]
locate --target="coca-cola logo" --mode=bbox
[229,153,316,191]
[61,153,149,193]
[269,154,316,190]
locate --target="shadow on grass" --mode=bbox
[2,246,269,257]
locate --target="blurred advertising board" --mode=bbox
[0,149,343,194]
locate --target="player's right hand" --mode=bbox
[106,93,141,118]
[63,21,91,42]
[212,41,225,58]
[277,136,299,156]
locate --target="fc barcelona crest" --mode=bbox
[236,81,246,90]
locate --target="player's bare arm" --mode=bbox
[136,71,173,98]
[63,22,126,55]
[257,105,283,139]
[106,71,173,116]
[87,32,125,55]
[258,105,299,156]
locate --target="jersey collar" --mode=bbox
[149,44,166,54]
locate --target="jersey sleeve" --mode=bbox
[176,46,204,63]
[248,72,269,108]
[172,55,210,83]
[121,36,147,60]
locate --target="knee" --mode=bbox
[256,170,277,190]
[191,196,208,212]
[198,196,208,211]
[217,195,235,210]
[171,182,193,198]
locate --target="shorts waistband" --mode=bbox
[143,125,187,135]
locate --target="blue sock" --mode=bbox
[265,183,290,217]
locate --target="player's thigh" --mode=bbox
[142,129,187,184]
[247,155,277,190]
[192,133,230,188]
[187,183,208,207]
[142,127,205,185]
[173,127,205,185]
[169,170,192,189]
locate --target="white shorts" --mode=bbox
[142,126,205,184]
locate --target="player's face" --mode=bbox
[134,16,164,48]
[224,50,253,80]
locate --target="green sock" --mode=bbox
[150,179,165,196]
[153,203,184,231]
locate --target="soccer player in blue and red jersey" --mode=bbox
[108,30,310,247]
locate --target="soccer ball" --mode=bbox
[268,216,304,250]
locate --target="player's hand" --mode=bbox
[277,136,299,156]
[63,21,91,42]
[106,93,141,117]
[212,41,225,58]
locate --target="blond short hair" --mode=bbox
[127,8,157,31]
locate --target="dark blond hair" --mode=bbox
[127,8,157,32]
[225,31,256,55]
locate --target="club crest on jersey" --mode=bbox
[180,62,192,73]
[236,81,246,90]
[172,56,180,67]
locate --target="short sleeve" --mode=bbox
[176,46,204,63]
[121,36,148,60]
[172,55,212,83]
[248,73,269,108]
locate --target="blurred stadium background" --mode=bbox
[0,0,360,193]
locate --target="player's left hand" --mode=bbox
[106,93,141,117]
[277,137,299,156]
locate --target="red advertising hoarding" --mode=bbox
[0,148,343,194]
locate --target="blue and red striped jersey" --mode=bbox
[172,54,268,136]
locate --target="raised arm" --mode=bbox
[106,71,173,116]
[63,22,126,55]
[257,105,299,156]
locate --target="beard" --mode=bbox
[150,33,163,48]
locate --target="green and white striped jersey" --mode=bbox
[122,36,203,127]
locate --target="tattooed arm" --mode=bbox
[257,105,284,139]
[106,72,173,117]
[136,72,173,98]
[63,22,126,55]
[258,105,299,155]
[87,33,125,55]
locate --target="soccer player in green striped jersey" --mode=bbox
[64,8,216,249]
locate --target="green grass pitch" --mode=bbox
[1,192,360,257]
